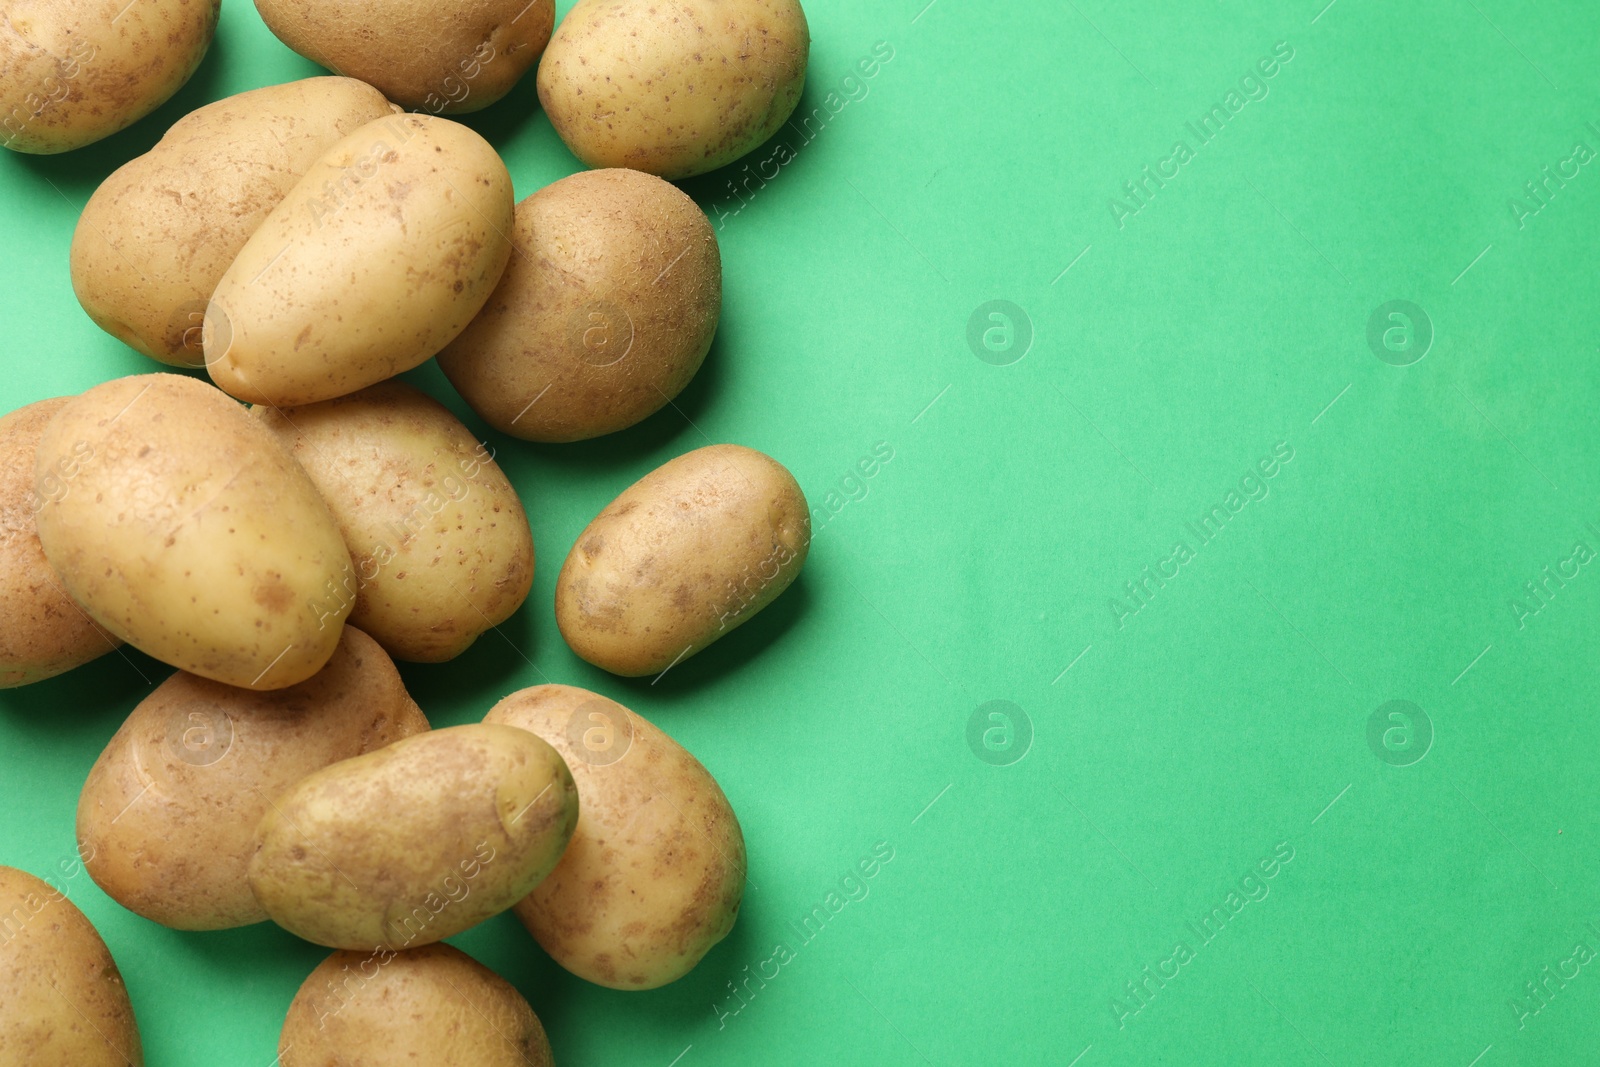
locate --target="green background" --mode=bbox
[3,0,1599,1063]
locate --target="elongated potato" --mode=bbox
[249,724,578,950]
[488,685,744,988]
[254,382,533,662]
[556,444,809,676]
[33,374,355,690]
[206,114,514,407]
[0,866,143,1065]
[71,78,397,367]
[78,627,429,931]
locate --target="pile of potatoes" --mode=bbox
[0,0,814,1061]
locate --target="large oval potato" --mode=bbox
[71,78,397,367]
[33,374,355,690]
[254,381,533,662]
[206,115,514,407]
[78,627,429,931]
[0,0,219,154]
[249,723,578,950]
[488,685,745,989]
[280,944,553,1067]
[556,444,809,676]
[256,0,554,115]
[0,866,143,1065]
[438,168,721,443]
[537,0,809,179]
[0,397,121,687]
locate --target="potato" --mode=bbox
[249,723,578,950]
[556,444,808,676]
[280,944,553,1067]
[33,373,355,690]
[0,0,219,155]
[537,0,809,179]
[71,78,397,367]
[77,627,428,931]
[254,381,533,662]
[487,685,744,988]
[255,0,554,116]
[0,398,121,687]
[0,866,143,1065]
[206,114,514,407]
[438,169,721,443]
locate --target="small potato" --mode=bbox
[33,374,355,690]
[438,169,721,443]
[280,944,553,1067]
[0,0,219,154]
[71,78,397,367]
[249,724,578,950]
[78,627,429,931]
[537,0,809,179]
[0,866,144,1066]
[254,382,533,663]
[207,115,514,407]
[0,398,120,687]
[556,444,808,676]
[488,685,744,989]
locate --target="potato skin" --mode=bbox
[71,78,397,367]
[254,381,533,662]
[249,724,578,950]
[255,0,554,115]
[488,685,745,989]
[32,374,355,690]
[0,398,120,687]
[77,627,428,931]
[280,944,553,1067]
[0,866,144,1066]
[206,115,514,407]
[556,444,809,676]
[537,0,809,179]
[0,0,219,155]
[438,169,721,443]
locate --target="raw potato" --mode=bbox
[33,374,355,690]
[254,381,533,662]
[77,627,429,931]
[556,444,809,676]
[206,114,514,407]
[255,0,554,115]
[0,866,144,1066]
[488,685,745,989]
[537,0,809,179]
[0,0,219,154]
[71,78,397,367]
[280,944,553,1067]
[438,169,721,443]
[249,724,578,950]
[0,398,120,686]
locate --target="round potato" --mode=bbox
[33,374,355,690]
[537,0,809,179]
[78,627,429,931]
[255,0,554,115]
[488,685,745,989]
[0,0,219,155]
[280,944,553,1067]
[249,723,578,950]
[0,398,120,687]
[0,866,143,1066]
[254,381,533,662]
[206,114,514,407]
[71,77,397,367]
[438,168,721,443]
[556,444,809,676]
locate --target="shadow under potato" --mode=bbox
[0,643,161,736]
